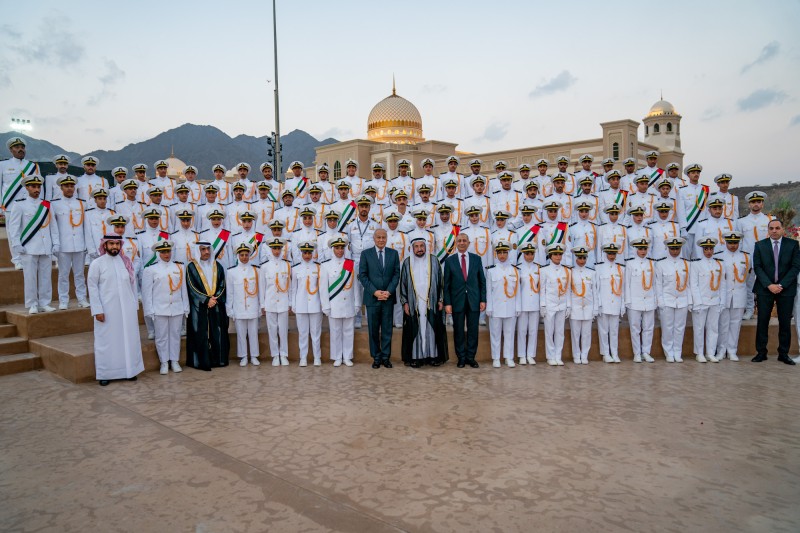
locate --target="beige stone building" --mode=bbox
[309,86,684,180]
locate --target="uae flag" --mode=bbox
[647,168,665,187]
[294,177,308,195]
[685,185,709,231]
[248,232,265,252]
[337,201,357,232]
[212,229,231,260]
[144,230,172,267]
[613,189,628,208]
[328,259,354,300]
[20,200,51,246]
[517,224,541,247]
[436,225,460,263]
[2,161,37,208]
[547,222,568,245]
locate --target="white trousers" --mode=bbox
[57,251,87,304]
[717,307,744,357]
[266,312,288,357]
[154,314,182,363]
[489,316,516,360]
[570,318,592,362]
[7,209,19,266]
[296,312,322,361]
[235,317,260,359]
[543,310,566,362]
[597,314,620,357]
[692,306,720,357]
[328,316,354,362]
[746,271,756,313]
[659,306,688,359]
[628,309,655,356]
[516,311,540,359]
[21,253,52,308]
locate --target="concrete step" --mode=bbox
[0,235,12,268]
[0,336,30,356]
[3,301,144,339]
[0,323,18,338]
[0,266,84,306]
[0,352,42,376]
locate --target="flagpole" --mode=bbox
[272,0,282,181]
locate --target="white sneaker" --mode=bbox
[556,360,565,366]
[729,354,739,362]
[479,317,487,326]
[674,354,684,363]
[707,354,719,363]
[573,359,582,365]
[344,360,353,367]
[603,355,613,363]
[793,356,800,364]
[518,357,527,365]
[506,359,515,368]
[77,300,90,308]
[28,306,38,315]
[492,360,501,368]
[181,329,186,337]
[250,357,260,366]
[171,361,182,372]
[527,356,536,365]
[333,360,342,367]
[272,357,280,366]
[612,355,621,363]
[58,302,68,310]
[239,357,248,367]
[159,362,168,375]
[581,358,588,365]
[299,359,307,367]
[41,305,56,312]
[665,354,675,363]
[547,359,556,366]
[633,355,642,363]
[313,358,321,367]
[14,263,22,271]
[280,356,289,366]
[147,332,154,340]
[696,354,707,363]
[742,310,754,320]
[355,317,362,329]
[643,354,655,363]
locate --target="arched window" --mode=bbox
[654,123,660,134]
[333,160,341,179]
[645,125,649,136]
[666,122,673,133]
[612,142,620,160]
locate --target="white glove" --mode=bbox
[688,305,693,313]
[515,311,521,318]
[146,314,154,321]
[12,245,24,255]
[565,309,571,319]
[322,307,330,316]
[485,310,492,318]
[540,308,548,319]
[620,309,626,318]
[52,245,60,254]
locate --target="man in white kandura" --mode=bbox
[87,235,144,386]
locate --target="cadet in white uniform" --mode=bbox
[717,231,749,361]
[141,240,188,375]
[648,201,684,260]
[569,246,598,365]
[596,244,625,363]
[84,188,115,262]
[676,163,709,258]
[76,156,106,210]
[485,241,520,367]
[597,204,627,265]
[690,237,727,363]
[226,243,262,367]
[515,243,541,365]
[694,197,734,255]
[625,238,658,363]
[261,238,291,366]
[490,210,517,266]
[655,237,692,362]
[537,200,571,266]
[348,195,380,328]
[290,241,323,366]
[8,175,59,313]
[51,175,90,309]
[735,191,772,319]
[319,235,359,367]
[171,210,199,264]
[44,154,70,202]
[539,243,571,365]
[114,179,145,236]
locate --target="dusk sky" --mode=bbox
[1,0,799,186]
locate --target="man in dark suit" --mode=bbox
[443,233,487,368]
[358,228,401,368]
[752,219,800,365]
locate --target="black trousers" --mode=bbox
[366,303,394,362]
[452,299,479,362]
[755,290,794,357]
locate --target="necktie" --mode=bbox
[773,240,779,282]
[379,249,384,269]
[461,253,467,281]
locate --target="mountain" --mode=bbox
[0,124,338,175]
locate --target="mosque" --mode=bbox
[310,83,684,179]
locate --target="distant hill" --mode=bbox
[731,182,800,224]
[0,124,338,176]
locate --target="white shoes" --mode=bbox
[14,263,22,271]
[581,358,588,365]
[674,354,684,363]
[547,359,557,366]
[612,354,621,363]
[633,355,642,363]
[250,357,260,366]
[299,359,307,367]
[742,310,754,320]
[556,360,564,366]
[643,354,655,363]
[506,359,515,368]
[527,356,536,365]
[147,332,155,340]
[573,359,582,365]
[344,360,353,367]
[159,362,168,375]
[41,305,56,312]
[333,360,342,367]
[272,357,280,366]
[313,358,321,367]
[77,300,90,308]
[603,355,613,363]
[171,361,182,373]
[239,357,248,367]
[492,360,501,368]
[696,354,707,363]
[518,357,527,365]
[707,354,719,363]
[28,306,38,315]
[665,354,675,363]
[729,354,739,362]
[58,302,68,310]
[280,356,289,366]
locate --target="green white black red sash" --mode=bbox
[328,259,354,300]
[517,224,541,247]
[685,185,709,231]
[20,200,51,246]
[294,177,308,196]
[647,168,665,187]
[337,201,357,232]
[547,222,568,245]
[248,231,265,252]
[144,230,171,266]
[212,229,231,260]
[436,225,460,263]
[613,189,628,208]
[3,161,37,208]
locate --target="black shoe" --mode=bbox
[372,362,381,369]
[99,380,110,386]
[468,360,479,368]
[403,362,411,367]
[383,360,393,368]
[777,355,796,365]
[430,361,441,367]
[410,361,421,368]
[127,376,137,381]
[457,361,466,368]
[752,354,768,362]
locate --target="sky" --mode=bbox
[1,0,799,186]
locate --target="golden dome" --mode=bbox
[164,148,186,179]
[367,81,424,144]
[647,99,677,117]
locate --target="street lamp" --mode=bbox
[272,0,282,181]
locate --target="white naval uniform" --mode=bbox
[182,180,203,205]
[314,180,337,205]
[386,228,408,327]
[690,256,727,360]
[250,198,280,235]
[8,196,59,309]
[537,220,571,266]
[170,229,200,264]
[490,228,517,265]
[625,222,652,260]
[167,200,196,232]
[195,202,228,233]
[539,263,571,364]
[368,179,392,207]
[76,173,106,209]
[596,222,627,265]
[44,172,67,202]
[261,258,291,361]
[676,182,710,258]
[571,191,600,223]
[337,175,363,199]
[348,216,379,325]
[1,157,42,266]
[149,176,177,203]
[414,174,440,204]
[291,226,321,262]
[491,189,522,224]
[390,176,414,203]
[319,257,359,363]
[544,192,574,223]
[461,224,493,269]
[568,220,598,260]
[84,207,115,262]
[736,212,773,313]
[516,259,541,363]
[485,261,521,363]
[115,199,146,236]
[625,256,658,360]
[624,192,656,225]
[463,194,493,227]
[569,264,598,364]
[655,255,693,361]
[440,172,466,199]
[598,187,629,224]
[694,216,734,255]
[231,229,268,267]
[226,262,262,361]
[142,259,189,364]
[51,196,88,305]
[290,259,323,364]
[272,205,300,234]
[210,179,232,205]
[595,261,625,361]
[227,200,251,232]
[717,250,749,359]
[647,219,684,260]
[709,191,739,221]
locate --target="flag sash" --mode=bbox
[294,178,308,196]
[248,232,264,252]
[144,230,171,266]
[3,161,35,207]
[329,259,354,300]
[685,185,709,231]
[647,168,664,187]
[518,225,541,246]
[548,222,568,245]
[436,226,460,262]
[212,229,231,260]
[614,190,627,207]
[337,202,357,232]
[20,200,50,246]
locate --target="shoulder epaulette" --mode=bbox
[50,198,61,202]
[595,261,604,265]
[430,224,439,229]
[401,229,411,234]
[138,201,147,206]
[713,250,723,255]
[486,265,496,269]
[511,265,519,270]
[292,262,300,267]
[742,251,750,255]
[586,266,596,271]
[232,231,242,236]
[690,258,700,262]
[624,257,634,261]
[227,265,237,270]
[14,197,26,202]
[198,229,209,234]
[569,222,576,227]
[596,222,607,227]
[564,265,573,269]
[319,258,330,264]
[464,195,473,199]
[135,230,145,235]
[679,185,688,188]
[313,261,320,265]
[480,225,490,230]
[115,200,124,204]
[174,261,184,265]
[251,264,260,268]
[170,230,178,235]
[714,258,723,263]
[85,207,95,212]
[654,257,665,261]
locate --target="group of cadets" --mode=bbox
[1,133,779,368]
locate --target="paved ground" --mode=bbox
[1,362,798,532]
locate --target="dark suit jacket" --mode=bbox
[753,237,800,297]
[358,246,400,306]
[442,251,486,311]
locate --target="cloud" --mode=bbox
[317,127,350,140]
[529,70,577,99]
[421,84,447,94]
[737,89,788,111]
[87,60,126,105]
[790,115,800,127]
[479,122,509,142]
[85,128,105,134]
[700,107,723,121]
[741,41,780,74]
[11,15,85,66]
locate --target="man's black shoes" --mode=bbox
[752,354,768,362]
[372,362,381,369]
[777,355,796,365]
[383,360,393,368]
